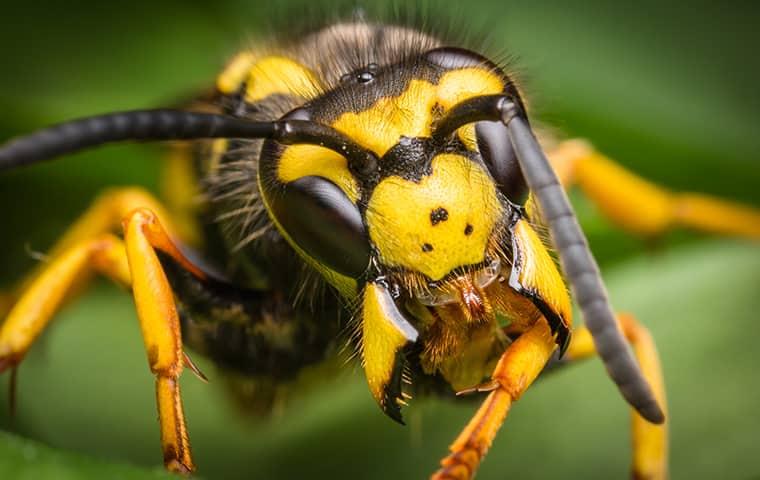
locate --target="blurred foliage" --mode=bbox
[0,431,172,480]
[0,0,759,479]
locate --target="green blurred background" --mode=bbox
[0,1,759,478]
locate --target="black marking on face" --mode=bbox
[430,207,449,225]
[464,224,474,236]
[421,243,434,252]
[375,136,433,182]
[311,62,434,122]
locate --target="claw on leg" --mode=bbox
[455,379,499,397]
[183,352,209,383]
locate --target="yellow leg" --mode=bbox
[431,319,556,480]
[0,192,205,473]
[2,187,182,340]
[0,235,130,365]
[122,208,205,472]
[565,313,668,480]
[548,139,760,239]
[11,187,181,298]
[52,187,179,258]
[1,186,184,346]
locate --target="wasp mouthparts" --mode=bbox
[452,274,492,323]
[415,258,502,325]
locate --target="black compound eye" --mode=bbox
[267,176,370,278]
[424,47,497,71]
[280,106,312,122]
[476,120,528,202]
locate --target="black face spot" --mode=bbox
[430,207,449,225]
[464,224,474,236]
[422,243,434,252]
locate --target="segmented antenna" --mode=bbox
[0,109,376,173]
[0,110,275,170]
[502,101,665,424]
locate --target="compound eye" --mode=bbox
[267,176,370,278]
[476,120,528,202]
[281,106,312,121]
[424,47,495,71]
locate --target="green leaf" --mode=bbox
[0,430,172,479]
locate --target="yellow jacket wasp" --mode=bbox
[1,15,759,480]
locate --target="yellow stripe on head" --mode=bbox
[216,52,257,94]
[277,145,361,203]
[330,67,505,157]
[331,79,438,157]
[436,67,504,109]
[457,124,478,151]
[217,53,324,102]
[245,56,323,103]
[511,219,572,326]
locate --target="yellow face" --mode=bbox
[366,154,503,281]
[226,51,510,289]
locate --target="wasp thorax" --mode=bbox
[365,153,503,281]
